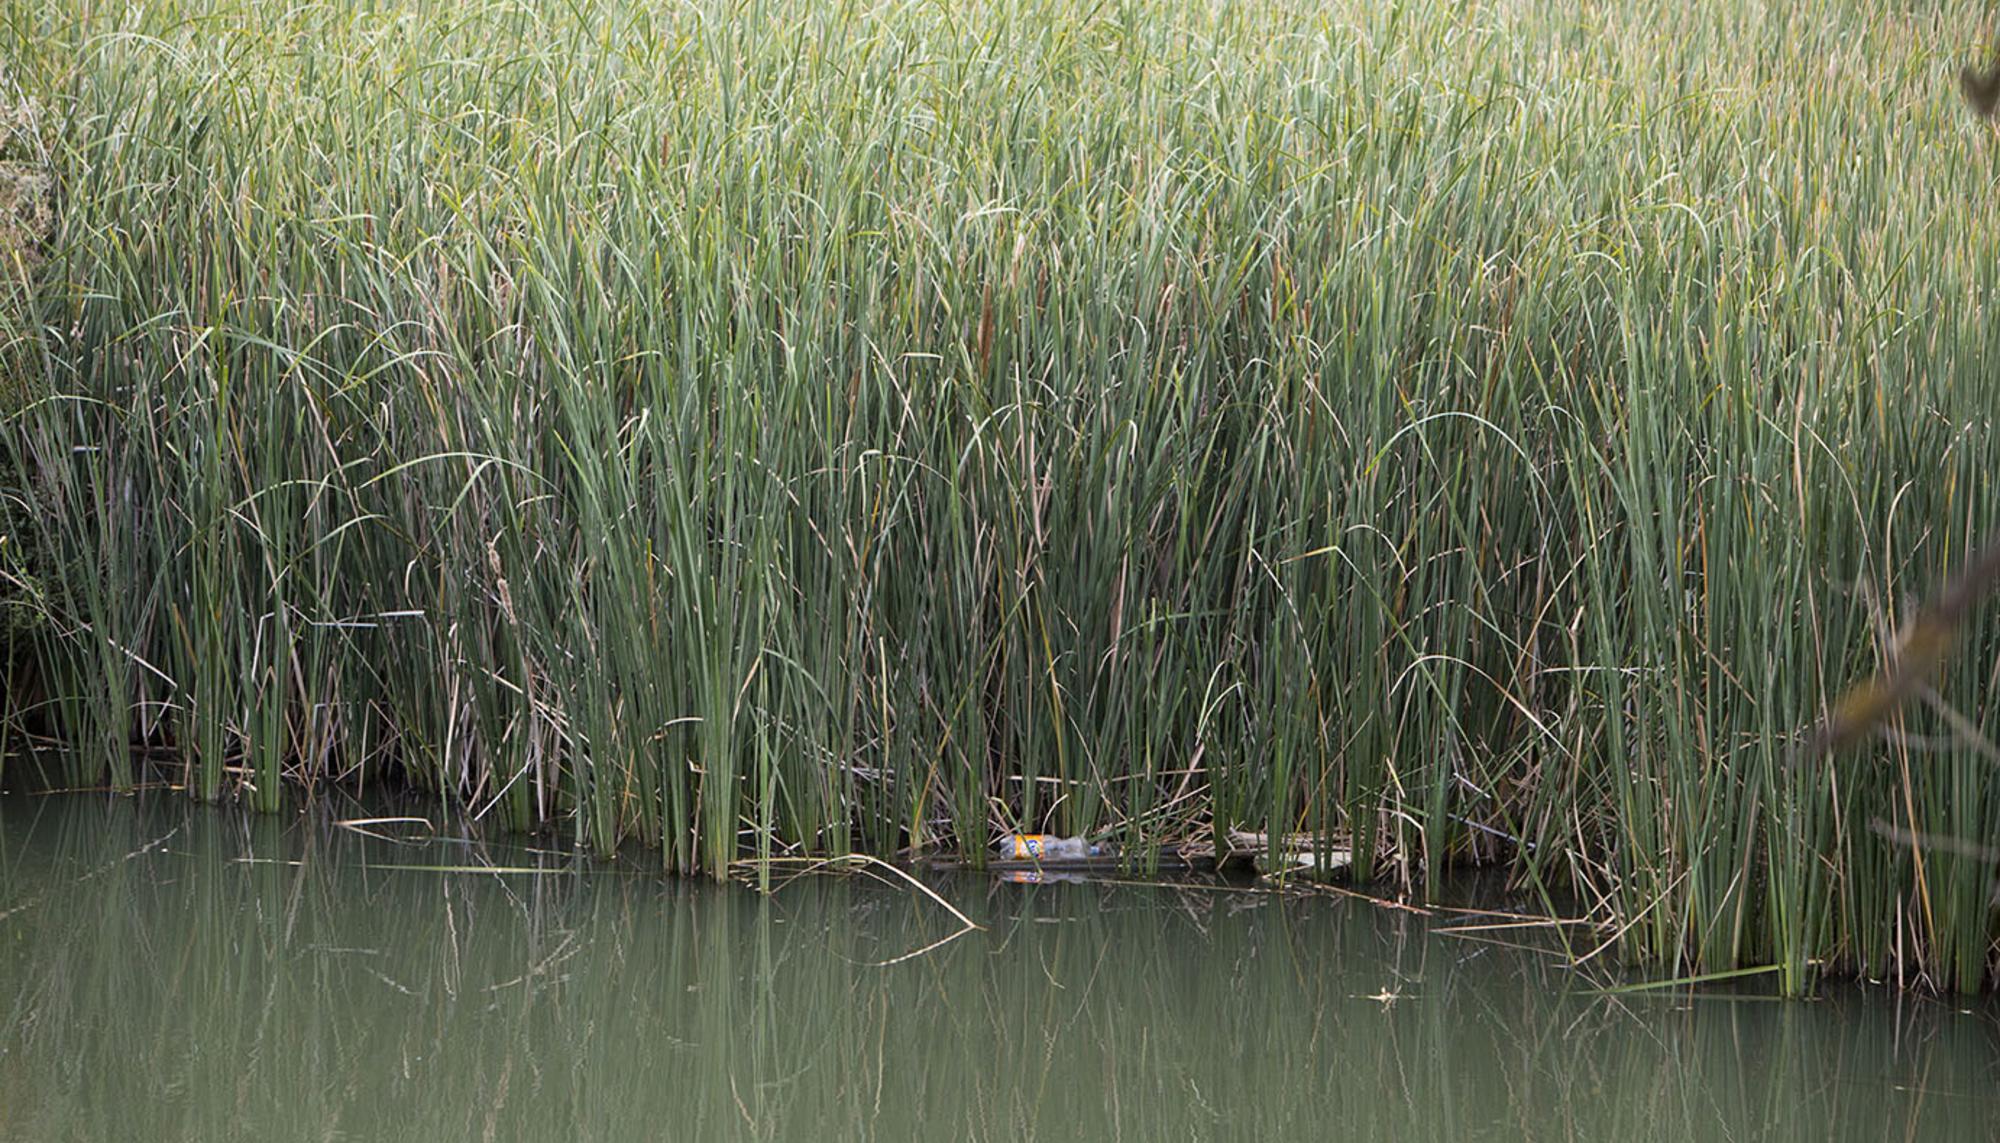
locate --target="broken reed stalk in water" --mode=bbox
[732,854,982,965]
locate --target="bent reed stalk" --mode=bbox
[2,0,1998,992]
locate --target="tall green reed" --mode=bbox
[2,0,1996,988]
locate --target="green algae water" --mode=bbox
[2,795,1997,1142]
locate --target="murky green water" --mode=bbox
[2,795,1997,1141]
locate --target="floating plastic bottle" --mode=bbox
[996,834,1104,861]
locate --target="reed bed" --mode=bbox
[2,0,1997,991]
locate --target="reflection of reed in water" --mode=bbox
[2,797,1996,1141]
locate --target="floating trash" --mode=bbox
[996,834,1107,861]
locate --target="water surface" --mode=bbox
[2,794,1996,1141]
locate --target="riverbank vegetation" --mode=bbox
[2,0,1997,992]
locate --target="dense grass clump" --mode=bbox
[2,0,1998,990]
